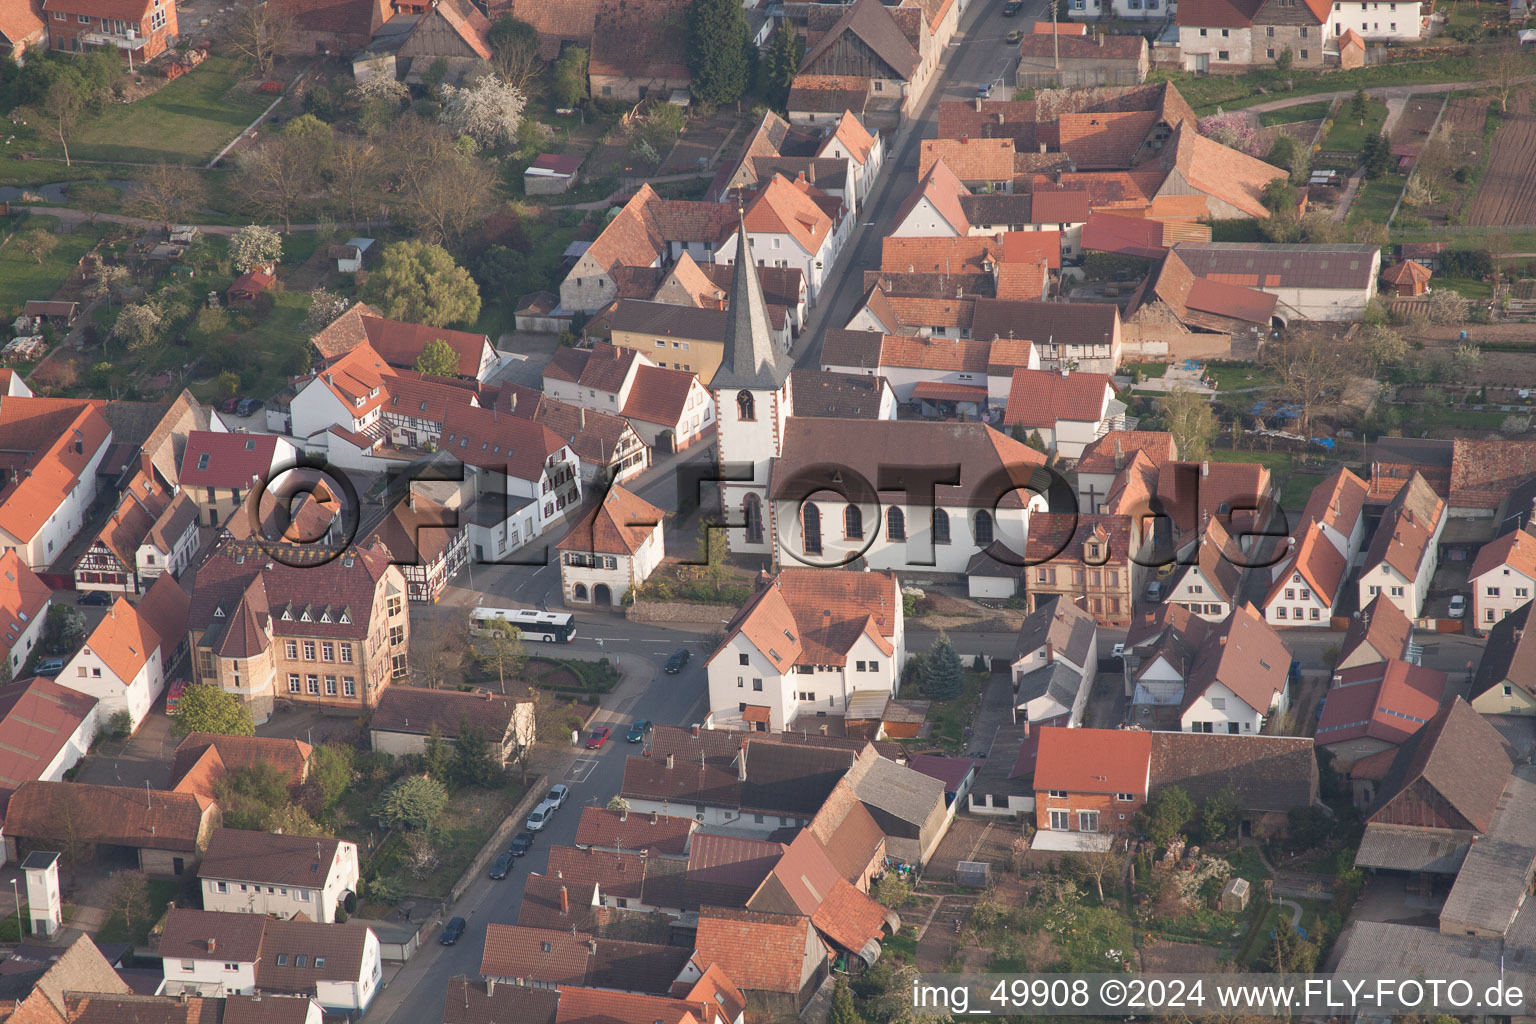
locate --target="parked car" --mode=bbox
[439,917,466,945]
[1144,581,1164,602]
[218,397,241,415]
[33,659,65,678]
[586,726,611,749]
[235,398,264,418]
[1005,28,1023,42]
[526,806,553,831]
[1003,1,1023,13]
[1111,643,1126,658]
[1449,595,1466,619]
[626,719,653,743]
[976,83,993,98]
[664,648,690,674]
[509,831,534,857]
[543,784,570,810]
[77,591,112,606]
[489,853,514,880]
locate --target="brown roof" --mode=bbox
[1382,260,1433,286]
[820,329,883,371]
[444,979,559,1024]
[363,494,462,568]
[0,678,97,809]
[1081,212,1169,259]
[1076,430,1179,476]
[881,235,1006,276]
[1172,240,1379,290]
[893,158,971,236]
[1057,110,1158,169]
[440,403,567,480]
[971,297,1118,349]
[157,908,266,965]
[1176,0,1263,27]
[266,0,389,40]
[6,781,210,851]
[622,364,702,430]
[1368,698,1512,832]
[716,569,898,673]
[1360,472,1445,579]
[411,0,492,58]
[803,779,885,883]
[1318,659,1447,748]
[747,832,891,954]
[788,76,869,115]
[81,576,189,688]
[544,342,642,392]
[1024,512,1132,568]
[589,0,691,81]
[145,493,199,554]
[554,986,708,1024]
[499,0,602,58]
[686,833,785,906]
[496,385,641,469]
[556,485,664,556]
[198,830,349,888]
[517,873,603,932]
[480,924,692,992]
[1450,439,1536,511]
[1180,603,1292,717]
[1471,602,1536,702]
[371,687,531,739]
[0,0,44,47]
[919,139,1015,183]
[360,315,489,378]
[1003,369,1114,427]
[937,100,1039,147]
[787,370,890,420]
[693,907,822,996]
[171,734,312,798]
[62,994,221,1024]
[1472,526,1536,587]
[802,0,920,81]
[1150,733,1317,813]
[574,806,696,856]
[1338,594,1414,667]
[6,935,131,1024]
[220,996,317,1024]
[255,917,373,991]
[1017,31,1146,63]
[1151,460,1273,540]
[546,846,693,910]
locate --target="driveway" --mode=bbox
[74,707,178,790]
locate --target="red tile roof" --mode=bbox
[919,138,1015,183]
[0,552,49,656]
[1382,260,1433,286]
[823,112,878,167]
[170,733,312,796]
[1181,603,1292,716]
[1450,439,1536,511]
[441,404,567,480]
[741,175,836,257]
[1361,472,1445,579]
[500,0,602,59]
[556,485,664,556]
[360,315,489,378]
[40,0,155,19]
[544,342,642,393]
[1002,230,1062,269]
[1265,524,1346,610]
[1176,0,1263,27]
[0,0,43,46]
[1317,659,1447,748]
[81,576,189,687]
[936,100,1039,147]
[589,0,691,80]
[553,985,703,1024]
[180,431,281,488]
[693,907,822,996]
[1081,212,1168,258]
[574,806,696,856]
[1076,430,1178,476]
[422,0,492,58]
[1471,526,1536,585]
[716,569,899,672]
[0,398,112,544]
[622,364,702,429]
[0,677,96,810]
[1034,726,1151,795]
[1338,594,1413,667]
[7,781,209,850]
[1003,369,1114,427]
[1057,110,1158,169]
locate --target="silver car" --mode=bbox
[526,806,553,831]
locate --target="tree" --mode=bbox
[213,763,291,828]
[325,137,384,224]
[687,0,750,106]
[1199,786,1242,843]
[215,370,242,398]
[171,683,255,737]
[1138,785,1193,846]
[1360,132,1391,179]
[372,241,482,327]
[1261,178,1298,215]
[552,48,589,107]
[1450,342,1484,380]
[413,617,467,689]
[1491,41,1525,114]
[695,517,730,592]
[1076,840,1127,902]
[452,716,500,788]
[1424,289,1470,327]
[1267,334,1351,436]
[109,870,151,937]
[1349,87,1367,125]
[106,709,133,739]
[828,980,864,1024]
[234,135,319,231]
[263,803,333,836]
[1273,46,1293,71]
[423,722,451,779]
[386,120,496,244]
[1196,111,1261,157]
[69,182,116,226]
[918,632,963,700]
[872,872,911,909]
[86,263,128,308]
[303,288,352,334]
[632,103,686,157]
[403,831,442,878]
[42,604,85,654]
[229,224,284,273]
[414,338,461,377]
[1266,133,1309,184]
[606,796,630,812]
[44,75,84,167]
[229,2,294,75]
[17,230,58,265]
[374,774,449,830]
[306,743,354,811]
[111,303,164,352]
[479,619,526,694]
[1360,324,1407,368]
[439,75,527,151]
[488,16,542,90]
[127,161,209,229]
[1158,388,1217,462]
[758,22,804,110]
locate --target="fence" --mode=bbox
[1015,65,1146,90]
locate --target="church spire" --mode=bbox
[710,207,792,391]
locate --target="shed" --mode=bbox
[525,153,585,195]
[1382,260,1432,297]
[228,269,275,304]
[514,291,566,334]
[22,301,79,325]
[1219,876,1250,912]
[331,237,375,273]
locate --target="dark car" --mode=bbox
[235,398,264,418]
[509,831,535,857]
[77,591,112,607]
[1002,1,1023,13]
[664,648,690,674]
[440,917,466,945]
[33,658,65,678]
[489,853,514,880]
[586,726,611,749]
[626,719,653,743]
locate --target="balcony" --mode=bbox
[82,29,143,50]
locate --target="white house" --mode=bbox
[370,688,534,767]
[1171,243,1382,323]
[543,343,717,454]
[1178,604,1293,735]
[1002,369,1124,460]
[705,568,905,733]
[1010,597,1097,726]
[136,493,201,585]
[0,398,113,568]
[0,677,98,811]
[1469,526,1536,631]
[1357,472,1446,621]
[159,908,383,1012]
[890,159,970,238]
[0,551,50,680]
[1070,0,1167,19]
[198,831,359,924]
[816,111,885,206]
[1073,431,1180,516]
[827,333,1037,406]
[58,574,190,731]
[1329,0,1423,41]
[1262,468,1368,626]
[556,484,666,608]
[716,175,846,303]
[1164,518,1244,622]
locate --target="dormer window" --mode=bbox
[197,453,210,470]
[300,609,312,622]
[320,610,331,623]
[281,608,292,620]
[214,606,226,617]
[340,610,352,624]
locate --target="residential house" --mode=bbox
[42,0,177,61]
[59,573,191,731]
[158,908,383,1012]
[0,397,114,568]
[693,907,827,1015]
[355,315,499,382]
[1002,369,1123,460]
[695,261,808,337]
[4,780,217,875]
[137,493,200,586]
[1074,430,1179,514]
[607,302,765,381]
[1024,514,1138,626]
[1121,248,1276,362]
[1179,604,1293,734]
[1066,0,1168,21]
[918,138,1015,192]
[1009,596,1098,726]
[796,0,933,125]
[395,0,492,80]
[1469,525,1536,630]
[556,484,665,608]
[1148,731,1318,834]
[0,678,98,839]
[787,77,871,128]
[716,175,847,304]
[1263,469,1369,626]
[1,0,46,61]
[269,0,388,54]
[492,0,601,59]
[890,158,972,237]
[1015,31,1150,89]
[1448,438,1536,520]
[803,778,888,888]
[1033,726,1151,842]
[1163,517,1245,622]
[199,830,360,924]
[1316,659,1447,770]
[1336,593,1417,672]
[170,733,313,801]
[965,723,1038,817]
[541,343,715,454]
[180,431,298,529]
[743,830,899,968]
[817,111,885,205]
[970,298,1122,373]
[187,536,410,722]
[73,469,173,595]
[705,569,903,733]
[1010,189,1094,260]
[1358,472,1447,620]
[820,332,1036,410]
[0,551,50,680]
[1469,603,1536,716]
[843,751,950,865]
[369,684,534,765]
[573,805,699,858]
[0,936,130,1024]
[1169,242,1382,322]
[362,494,469,603]
[478,924,696,991]
[587,0,690,101]
[787,369,898,420]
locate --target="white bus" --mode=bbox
[470,607,577,643]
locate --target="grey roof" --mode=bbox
[970,298,1119,348]
[972,723,1033,798]
[820,329,883,371]
[1013,595,1096,666]
[846,754,945,826]
[1171,242,1381,291]
[1439,766,1536,936]
[610,299,728,342]
[788,370,889,419]
[710,213,793,391]
[1370,435,1454,469]
[1331,918,1536,988]
[1354,823,1471,873]
[959,193,1034,225]
[801,0,921,82]
[966,541,1027,581]
[1471,602,1536,703]
[749,157,849,192]
[1014,659,1087,710]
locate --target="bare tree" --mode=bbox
[44,78,84,168]
[325,137,384,224]
[388,118,495,244]
[1491,41,1525,114]
[1075,840,1128,903]
[1267,334,1352,437]
[228,2,295,75]
[234,135,318,231]
[413,617,467,689]
[131,162,211,229]
[403,832,441,879]
[110,870,151,936]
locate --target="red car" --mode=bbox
[586,727,611,749]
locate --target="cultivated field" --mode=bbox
[1469,93,1536,225]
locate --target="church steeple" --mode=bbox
[710,209,793,391]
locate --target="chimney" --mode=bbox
[1045,640,1054,663]
[580,408,586,431]
[974,97,982,112]
[737,751,747,782]
[1022,719,1030,737]
[588,938,598,955]
[652,810,659,824]
[1039,142,1047,154]
[559,886,569,915]
[807,164,816,185]
[1060,367,1070,378]
[1114,437,1125,470]
[207,938,217,953]
[666,753,675,769]
[691,724,700,738]
[1201,461,1210,478]
[996,112,1004,125]
[325,373,333,386]
[510,390,518,412]
[408,490,416,512]
[620,806,628,822]
[179,992,189,1006]
[486,980,496,997]
[1098,31,1104,45]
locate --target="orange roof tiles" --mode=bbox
[1361,472,1446,580]
[1382,260,1433,286]
[693,907,823,996]
[893,158,971,235]
[1076,430,1178,475]
[719,569,899,672]
[881,235,1006,275]
[1318,659,1447,748]
[1471,527,1536,585]
[0,552,49,655]
[1159,123,1286,219]
[589,0,691,80]
[995,260,1048,301]
[556,485,664,556]
[360,315,488,377]
[0,397,112,544]
[0,677,96,802]
[919,138,1015,183]
[81,575,190,687]
[1057,110,1158,169]
[1003,368,1114,427]
[1034,726,1151,795]
[0,0,44,47]
[742,175,836,256]
[1032,19,1087,31]
[824,111,878,167]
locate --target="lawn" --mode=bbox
[0,216,105,321]
[1348,177,1404,226]
[917,670,989,750]
[32,56,269,164]
[1321,100,1388,156]
[189,288,314,402]
[1258,101,1333,127]
[1209,219,1266,242]
[1206,363,1280,391]
[1149,54,1501,114]
[1207,448,1328,507]
[96,879,181,946]
[1435,275,1493,298]
[1124,361,1169,379]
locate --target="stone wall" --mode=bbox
[627,600,741,624]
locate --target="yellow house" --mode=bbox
[608,299,728,380]
[1469,603,1536,715]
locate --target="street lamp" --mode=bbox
[10,878,20,941]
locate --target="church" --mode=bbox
[709,222,1052,574]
